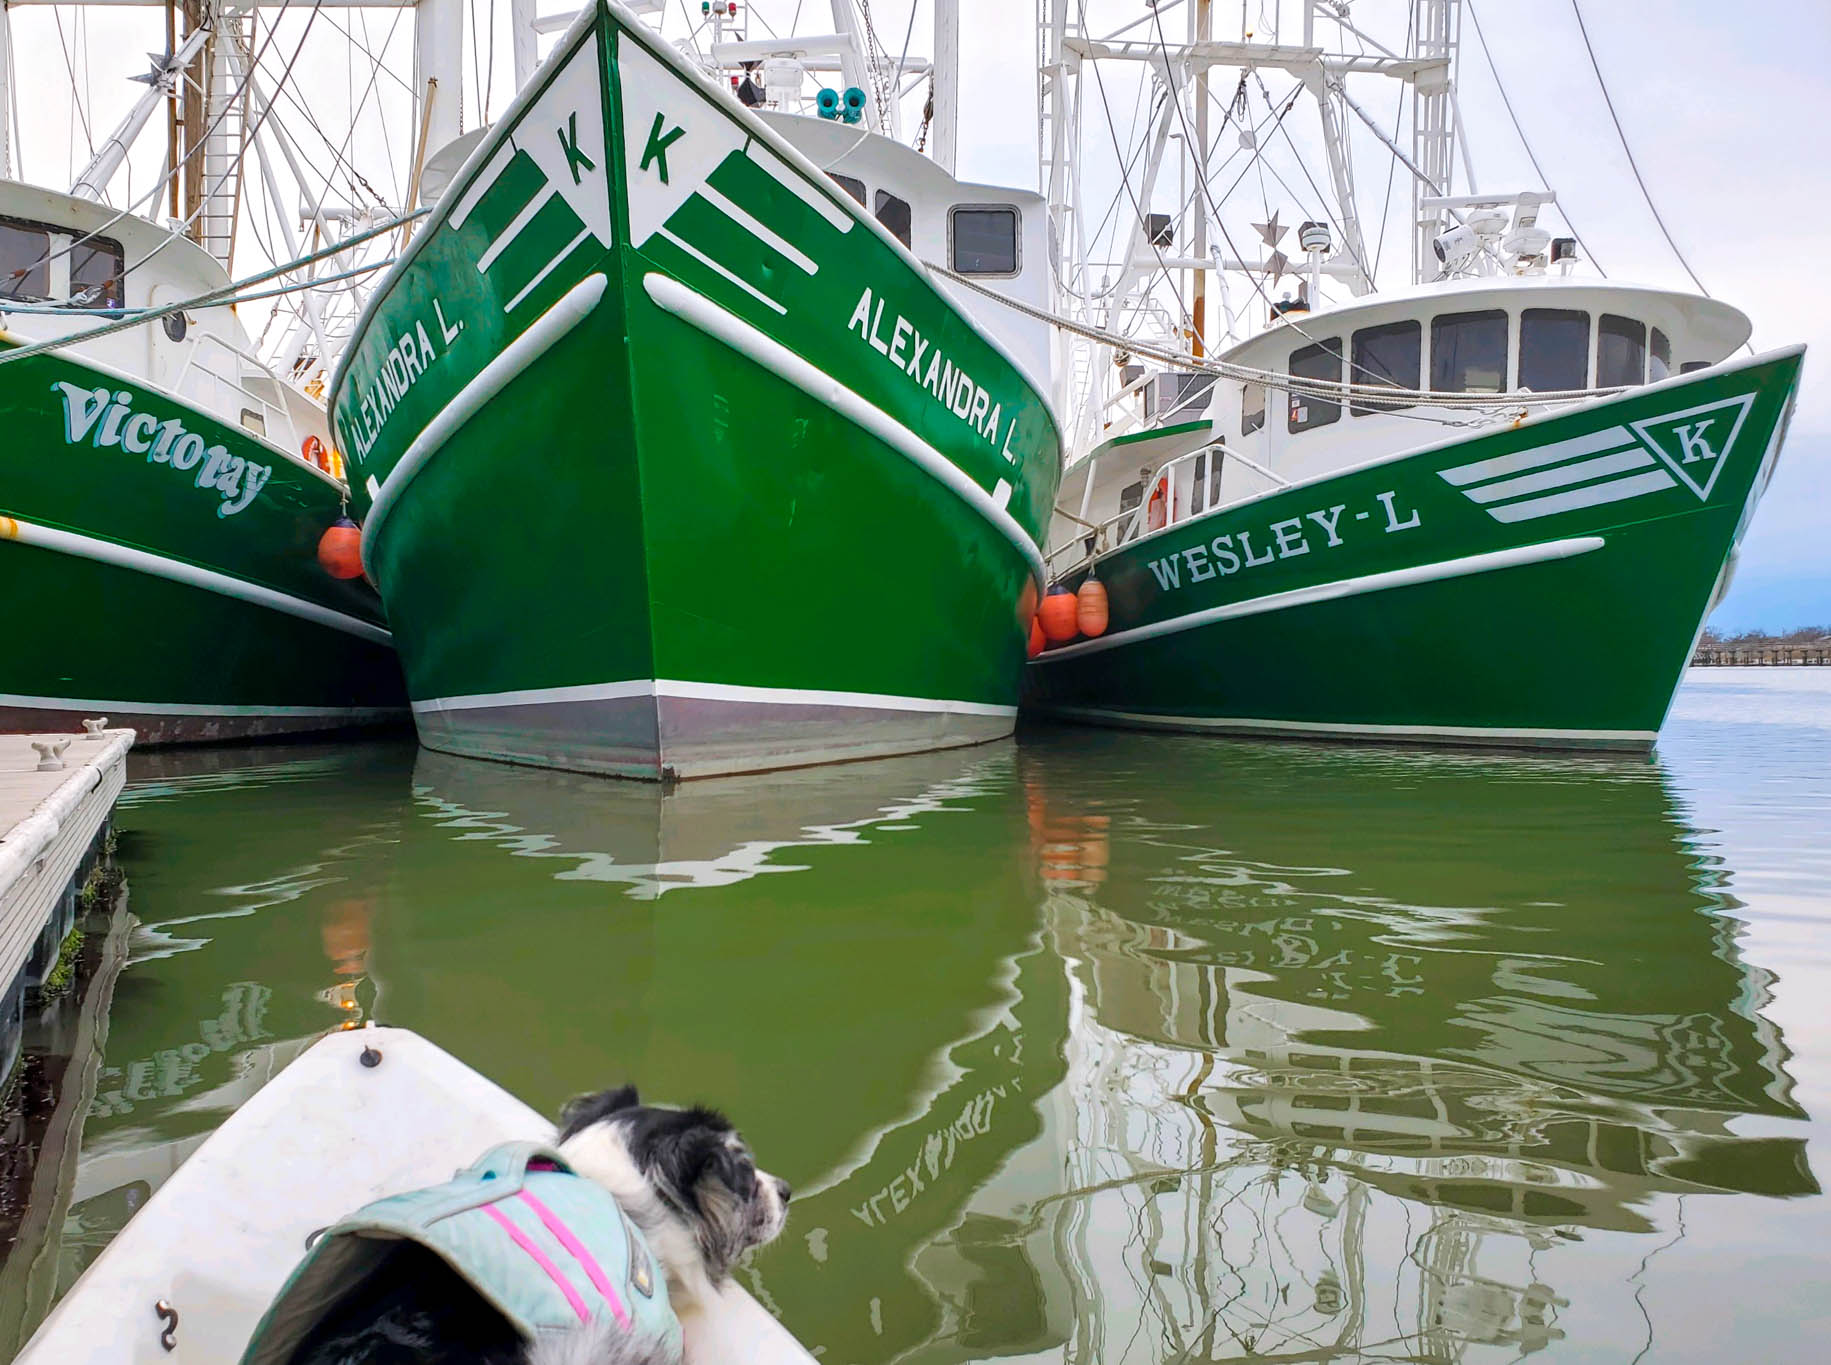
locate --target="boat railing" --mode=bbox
[1046,441,1292,581]
[172,332,302,459]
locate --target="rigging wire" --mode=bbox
[1568,0,1705,293]
[1368,3,1415,283]
[1078,1,1191,329]
[0,0,306,300]
[1463,0,1604,276]
[0,206,426,368]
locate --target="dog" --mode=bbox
[295,1085,790,1365]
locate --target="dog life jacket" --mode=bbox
[239,1141,680,1364]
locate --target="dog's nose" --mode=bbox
[775,1177,792,1204]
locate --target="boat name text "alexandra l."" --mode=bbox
[1145,490,1422,594]
[339,299,465,463]
[847,285,1026,463]
[54,380,272,518]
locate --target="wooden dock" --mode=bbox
[0,727,133,1086]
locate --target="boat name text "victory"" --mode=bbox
[1145,490,1422,593]
[54,381,272,517]
[847,286,1026,463]
[341,298,464,462]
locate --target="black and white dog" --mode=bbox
[298,1086,790,1365]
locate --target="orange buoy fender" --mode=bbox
[302,434,330,472]
[1040,584,1079,643]
[1027,615,1046,659]
[318,516,364,579]
[1076,573,1109,638]
[1017,575,1040,629]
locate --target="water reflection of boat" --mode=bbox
[389,745,1065,1363]
[940,734,1816,1364]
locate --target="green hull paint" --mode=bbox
[329,3,1060,778]
[1026,349,1805,750]
[0,348,405,743]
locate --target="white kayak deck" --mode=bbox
[17,1027,814,1364]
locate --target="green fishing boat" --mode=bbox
[330,1,1060,780]
[0,184,404,744]
[1025,4,1806,752]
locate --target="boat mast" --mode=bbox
[931,0,957,174]
[414,0,464,174]
[70,27,212,201]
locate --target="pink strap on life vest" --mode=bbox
[481,1203,590,1323]
[515,1189,632,1329]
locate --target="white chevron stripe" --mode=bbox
[1439,425,1633,487]
[1468,447,1656,504]
[477,183,559,274]
[656,226,787,315]
[695,184,818,274]
[746,140,853,232]
[503,227,594,313]
[1487,469,1677,523]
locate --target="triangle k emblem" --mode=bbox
[1627,393,1755,501]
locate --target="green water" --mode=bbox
[49,670,1831,1362]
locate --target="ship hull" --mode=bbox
[0,349,405,744]
[331,3,1059,780]
[1025,349,1805,751]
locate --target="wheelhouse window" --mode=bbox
[1288,339,1343,432]
[1241,381,1265,435]
[830,174,866,207]
[1599,315,1647,387]
[1431,310,1508,394]
[0,216,124,308]
[0,218,52,301]
[1518,308,1589,392]
[69,236,124,310]
[874,191,912,247]
[950,206,1020,275]
[1350,320,1420,415]
[1650,327,1672,382]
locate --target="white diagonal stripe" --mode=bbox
[1439,425,1633,487]
[1487,469,1676,523]
[695,184,817,274]
[656,226,787,315]
[503,227,594,313]
[746,140,853,232]
[477,184,558,274]
[1469,448,1656,504]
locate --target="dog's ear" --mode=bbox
[676,1113,756,1204]
[557,1085,641,1140]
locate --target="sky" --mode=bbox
[5,0,1826,630]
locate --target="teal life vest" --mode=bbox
[241,1141,680,1364]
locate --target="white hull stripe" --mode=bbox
[643,271,1047,587]
[1033,705,1656,749]
[0,516,393,646]
[1488,469,1676,523]
[412,677,1017,719]
[0,691,399,719]
[1030,536,1605,665]
[1439,425,1634,487]
[655,227,786,315]
[695,183,818,274]
[1467,447,1653,504]
[363,272,608,572]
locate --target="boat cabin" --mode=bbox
[1052,278,1754,567]
[0,180,337,483]
[757,110,1054,397]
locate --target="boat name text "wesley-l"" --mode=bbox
[1145,490,1422,593]
[847,285,1026,464]
[341,298,465,463]
[54,380,272,518]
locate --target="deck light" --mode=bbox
[1432,223,1477,269]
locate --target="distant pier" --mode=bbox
[1693,639,1831,666]
[0,727,132,1087]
